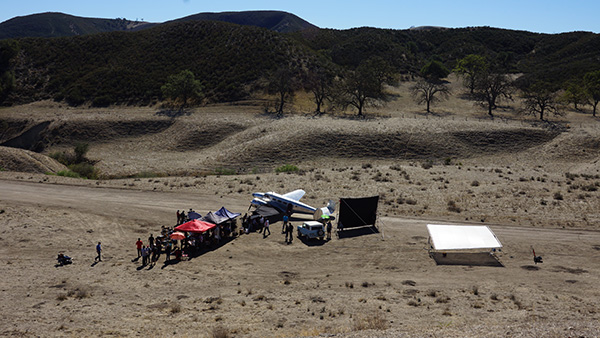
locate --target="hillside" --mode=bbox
[5,20,322,105]
[0,12,153,39]
[171,10,318,33]
[0,10,316,40]
[1,15,600,106]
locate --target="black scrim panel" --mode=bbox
[337,196,379,229]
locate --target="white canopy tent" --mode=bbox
[426,224,502,251]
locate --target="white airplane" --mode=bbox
[251,189,335,219]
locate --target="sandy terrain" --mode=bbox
[1,179,599,337]
[2,81,600,337]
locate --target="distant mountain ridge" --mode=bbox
[171,11,317,33]
[0,10,317,39]
[0,12,153,39]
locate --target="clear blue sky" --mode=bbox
[1,0,599,34]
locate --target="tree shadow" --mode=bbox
[155,109,191,118]
[412,110,454,118]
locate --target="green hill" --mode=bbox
[2,14,600,107]
[5,20,322,105]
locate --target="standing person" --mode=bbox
[155,240,162,256]
[136,238,143,258]
[326,221,333,240]
[144,245,151,265]
[285,222,294,244]
[95,242,102,262]
[150,246,158,267]
[176,210,180,225]
[263,218,271,238]
[141,245,148,265]
[282,214,289,233]
[148,234,155,249]
[165,242,172,262]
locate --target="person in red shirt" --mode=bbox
[136,238,143,258]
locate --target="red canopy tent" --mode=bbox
[175,219,217,233]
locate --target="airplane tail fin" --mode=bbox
[326,199,336,214]
[313,200,336,220]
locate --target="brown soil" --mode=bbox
[1,86,600,337]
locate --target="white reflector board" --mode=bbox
[427,224,502,251]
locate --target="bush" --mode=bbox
[210,325,230,338]
[56,170,81,178]
[352,312,389,331]
[50,151,75,166]
[74,142,89,163]
[92,95,113,107]
[447,200,462,213]
[275,164,299,173]
[69,162,99,179]
[214,167,237,175]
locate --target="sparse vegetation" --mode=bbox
[214,167,237,176]
[352,312,389,331]
[275,164,299,173]
[447,200,462,213]
[170,303,182,314]
[210,325,230,338]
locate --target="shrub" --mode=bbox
[74,142,89,163]
[421,160,433,169]
[56,170,81,178]
[447,200,461,213]
[214,167,237,175]
[50,151,75,166]
[352,312,389,331]
[436,296,450,303]
[275,164,299,173]
[92,95,113,107]
[553,191,564,200]
[170,303,182,314]
[210,326,230,338]
[69,162,99,179]
[471,180,480,186]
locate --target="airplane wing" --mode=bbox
[283,189,305,201]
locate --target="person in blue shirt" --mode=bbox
[282,214,289,233]
[95,242,102,262]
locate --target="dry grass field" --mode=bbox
[1,79,600,337]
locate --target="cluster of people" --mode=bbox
[176,208,202,225]
[180,221,236,250]
[241,212,333,244]
[133,215,238,268]
[241,213,294,243]
[241,214,270,235]
[135,232,182,267]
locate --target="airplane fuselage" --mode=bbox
[251,192,316,215]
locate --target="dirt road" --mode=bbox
[1,179,599,337]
